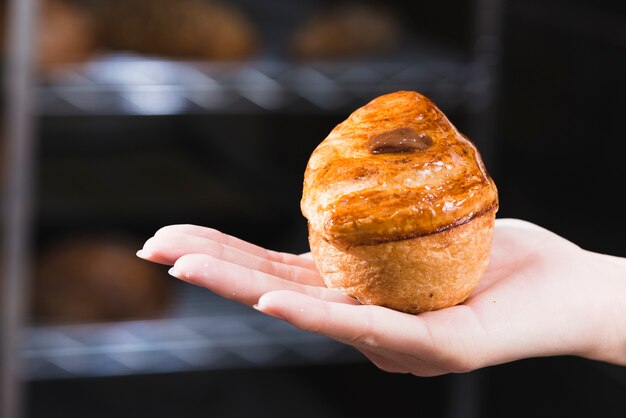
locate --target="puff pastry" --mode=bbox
[301,91,498,313]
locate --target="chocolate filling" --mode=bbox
[368,128,432,154]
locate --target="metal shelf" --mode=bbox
[24,284,364,380]
[35,50,487,116]
[25,48,487,381]
[24,48,496,382]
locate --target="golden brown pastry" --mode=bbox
[301,91,498,313]
[33,234,173,323]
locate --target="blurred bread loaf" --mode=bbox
[38,0,97,73]
[33,234,173,323]
[0,0,97,73]
[93,0,258,60]
[290,2,402,60]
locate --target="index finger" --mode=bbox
[154,224,317,271]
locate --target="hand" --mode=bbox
[137,219,626,376]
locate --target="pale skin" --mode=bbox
[137,218,626,376]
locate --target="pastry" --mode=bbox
[93,0,258,60]
[0,0,96,74]
[37,0,97,73]
[33,234,174,323]
[289,3,402,60]
[301,91,498,313]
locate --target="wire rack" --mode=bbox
[22,52,495,382]
[24,285,363,381]
[22,50,487,383]
[2,0,505,415]
[36,52,485,116]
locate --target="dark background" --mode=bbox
[2,0,625,416]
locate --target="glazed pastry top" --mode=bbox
[301,90,498,247]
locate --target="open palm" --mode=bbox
[138,218,625,375]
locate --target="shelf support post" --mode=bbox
[1,0,39,417]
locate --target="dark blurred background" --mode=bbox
[1,0,625,417]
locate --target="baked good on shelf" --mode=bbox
[93,0,258,60]
[33,234,174,323]
[301,91,498,314]
[289,2,402,60]
[37,0,97,73]
[0,0,97,73]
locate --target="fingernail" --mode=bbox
[168,267,181,277]
[253,302,286,320]
[136,249,151,259]
[252,303,264,312]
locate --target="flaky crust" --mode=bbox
[301,91,497,248]
[309,209,496,313]
[302,90,498,313]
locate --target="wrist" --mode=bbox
[584,252,626,365]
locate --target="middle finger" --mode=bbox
[141,231,322,286]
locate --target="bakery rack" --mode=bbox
[24,285,363,381]
[36,49,479,117]
[1,0,504,416]
[25,49,489,382]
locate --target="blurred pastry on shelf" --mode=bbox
[93,0,259,60]
[32,234,174,324]
[38,0,98,73]
[0,0,97,73]
[289,2,403,60]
